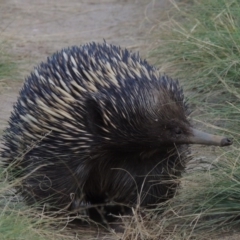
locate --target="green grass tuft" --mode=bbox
[0,42,16,80]
[149,0,240,237]
[153,0,240,91]
[151,0,240,138]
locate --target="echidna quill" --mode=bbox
[1,42,232,221]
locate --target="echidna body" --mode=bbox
[1,42,232,217]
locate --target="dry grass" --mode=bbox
[148,0,240,238]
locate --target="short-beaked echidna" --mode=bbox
[1,42,232,218]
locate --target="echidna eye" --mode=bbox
[175,127,182,135]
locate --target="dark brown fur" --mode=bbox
[1,42,191,221]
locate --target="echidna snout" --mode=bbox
[188,128,232,147]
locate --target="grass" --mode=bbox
[151,0,240,134]
[148,0,240,237]
[0,44,49,240]
[163,152,240,237]
[0,42,17,95]
[0,167,101,239]
[0,43,75,240]
[0,43,15,79]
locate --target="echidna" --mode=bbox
[1,42,232,220]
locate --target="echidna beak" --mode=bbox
[189,128,233,147]
[220,137,233,147]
